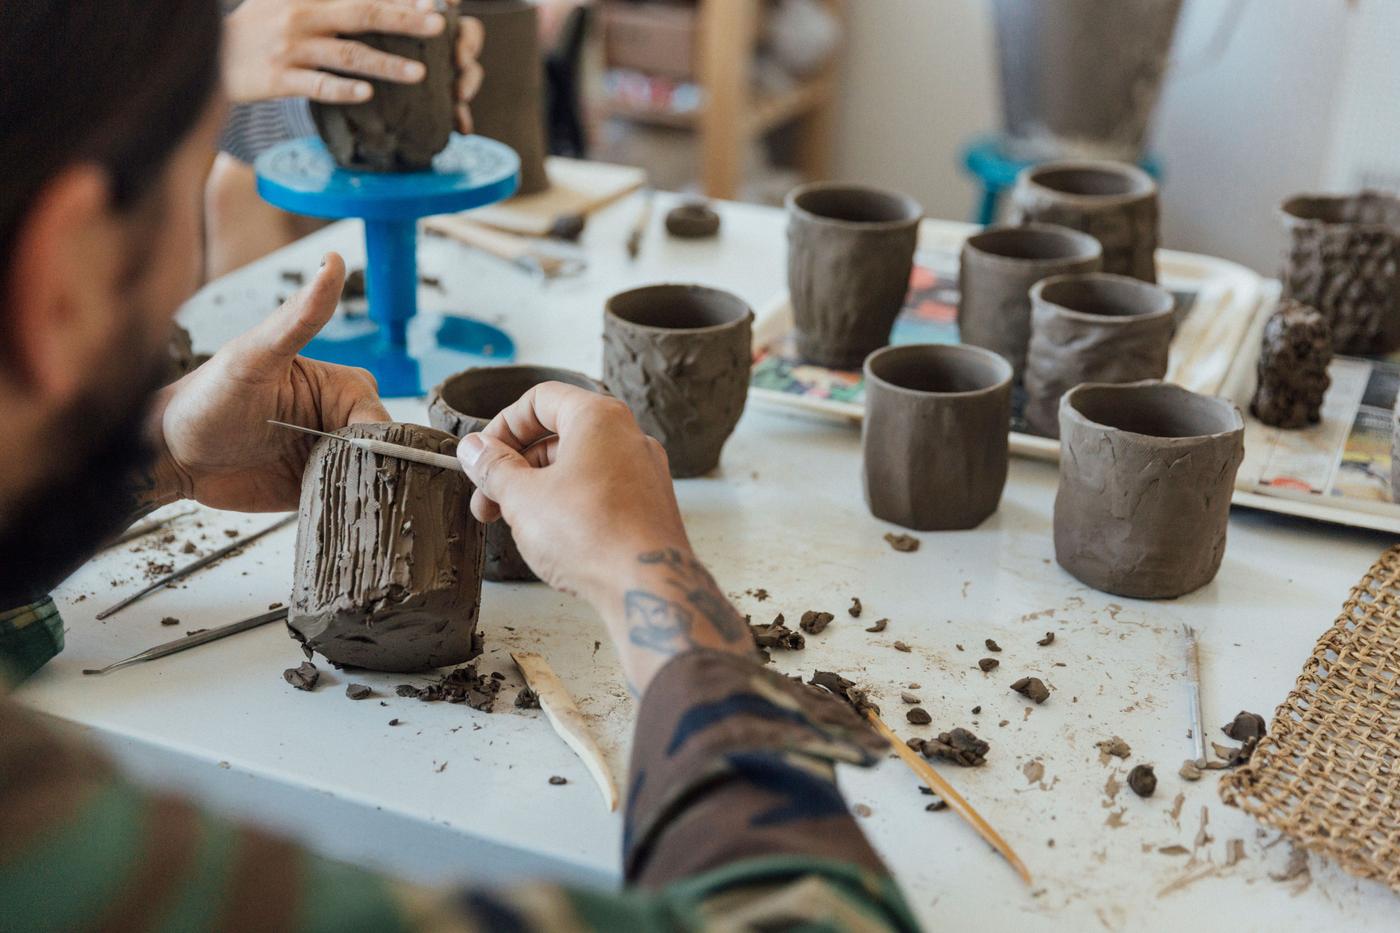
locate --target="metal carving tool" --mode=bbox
[95,515,296,620]
[101,506,199,551]
[512,651,619,811]
[1183,623,1207,763]
[82,607,289,675]
[864,710,1033,885]
[268,420,464,472]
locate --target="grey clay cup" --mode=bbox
[1054,381,1244,599]
[1010,160,1160,283]
[786,182,923,368]
[1023,272,1176,438]
[862,343,1013,531]
[603,284,753,479]
[428,365,607,582]
[1279,191,1400,355]
[958,223,1103,379]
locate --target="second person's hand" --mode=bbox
[223,0,484,132]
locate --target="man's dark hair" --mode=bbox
[0,0,222,297]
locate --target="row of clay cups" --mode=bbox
[783,159,1159,378]
[862,348,1245,599]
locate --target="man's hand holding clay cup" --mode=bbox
[456,383,758,694]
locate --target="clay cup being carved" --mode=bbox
[429,365,607,581]
[311,0,458,171]
[1054,381,1244,599]
[603,284,753,478]
[786,182,922,368]
[1279,191,1400,355]
[1023,272,1176,438]
[289,422,486,672]
[863,344,1013,531]
[958,223,1103,379]
[1010,160,1159,282]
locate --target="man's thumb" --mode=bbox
[458,433,530,504]
[233,253,345,374]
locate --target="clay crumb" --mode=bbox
[396,663,501,712]
[893,641,912,653]
[917,728,989,767]
[985,638,1001,653]
[1127,764,1157,798]
[1158,845,1190,856]
[1225,839,1246,867]
[548,775,567,786]
[848,597,862,618]
[1022,759,1045,785]
[268,601,284,611]
[434,761,448,773]
[926,800,948,812]
[978,658,999,672]
[865,618,888,633]
[1096,736,1132,764]
[908,682,922,689]
[280,269,305,285]
[345,683,372,700]
[514,686,541,709]
[808,670,879,715]
[1011,676,1050,704]
[900,691,921,704]
[283,661,319,691]
[906,707,932,725]
[883,533,920,552]
[1223,710,1267,743]
[181,541,197,554]
[747,588,770,601]
[160,616,180,626]
[799,610,834,635]
[971,705,982,714]
[1037,632,1055,646]
[388,718,402,726]
[1179,759,1203,781]
[853,803,873,818]
[223,528,239,538]
[750,615,805,657]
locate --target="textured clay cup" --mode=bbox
[603,284,753,479]
[786,182,923,368]
[958,223,1103,379]
[1023,272,1176,438]
[1279,191,1400,355]
[1054,381,1244,599]
[429,365,607,582]
[1010,160,1159,282]
[862,344,1014,531]
[289,423,486,673]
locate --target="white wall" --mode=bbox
[833,0,1382,274]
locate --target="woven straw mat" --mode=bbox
[1220,545,1400,891]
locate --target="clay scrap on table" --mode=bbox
[1127,764,1157,798]
[1250,301,1332,429]
[799,610,834,635]
[883,533,920,552]
[807,670,879,716]
[912,728,989,767]
[310,1,458,171]
[749,614,805,663]
[283,661,319,691]
[289,423,486,673]
[396,658,500,712]
[1223,710,1267,743]
[1011,676,1050,704]
[1096,736,1132,763]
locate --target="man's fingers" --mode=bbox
[293,38,426,84]
[459,16,485,60]
[228,254,346,377]
[457,59,484,102]
[458,433,531,517]
[482,382,612,452]
[470,487,502,524]
[300,1,445,39]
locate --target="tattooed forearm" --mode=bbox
[625,549,750,659]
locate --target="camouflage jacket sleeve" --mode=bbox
[0,650,917,931]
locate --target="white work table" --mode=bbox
[19,189,1400,929]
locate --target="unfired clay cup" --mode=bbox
[1279,191,1400,355]
[1023,272,1176,438]
[1010,160,1159,282]
[603,284,753,478]
[786,182,923,368]
[428,365,607,582]
[1055,381,1243,599]
[958,223,1103,379]
[862,344,1013,531]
